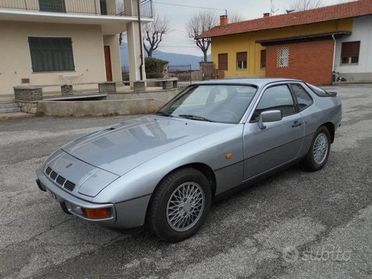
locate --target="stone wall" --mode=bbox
[17,101,38,114]
[14,86,43,102]
[37,98,165,117]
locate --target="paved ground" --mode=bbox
[0,85,371,279]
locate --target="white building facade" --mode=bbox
[335,15,372,82]
[0,0,151,96]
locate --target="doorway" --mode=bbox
[104,46,113,81]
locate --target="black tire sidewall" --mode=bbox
[149,168,212,242]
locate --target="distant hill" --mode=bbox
[120,44,208,70]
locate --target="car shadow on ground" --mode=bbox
[106,162,303,240]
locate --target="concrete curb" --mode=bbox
[0,112,34,121]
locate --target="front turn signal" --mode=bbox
[82,207,113,220]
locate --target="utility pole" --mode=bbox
[137,0,144,80]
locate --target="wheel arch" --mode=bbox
[321,122,335,143]
[144,162,217,225]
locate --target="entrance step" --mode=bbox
[0,102,21,113]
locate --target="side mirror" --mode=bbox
[258,110,282,129]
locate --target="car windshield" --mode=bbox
[157,84,258,124]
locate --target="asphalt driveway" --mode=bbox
[0,85,371,278]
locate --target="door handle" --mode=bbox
[292,121,303,128]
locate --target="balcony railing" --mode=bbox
[0,0,153,18]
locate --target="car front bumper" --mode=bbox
[36,168,151,229]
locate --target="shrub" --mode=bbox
[145,57,168,78]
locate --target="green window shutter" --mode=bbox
[39,0,66,13]
[29,37,75,72]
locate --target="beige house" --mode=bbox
[0,0,152,96]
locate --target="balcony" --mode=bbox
[0,0,153,17]
[0,0,153,34]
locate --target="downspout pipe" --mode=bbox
[332,34,337,74]
[137,0,144,81]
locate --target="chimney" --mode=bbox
[220,15,228,26]
[263,12,271,17]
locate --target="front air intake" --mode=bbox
[44,166,76,192]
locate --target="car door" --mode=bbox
[242,83,305,180]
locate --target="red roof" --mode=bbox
[201,0,372,38]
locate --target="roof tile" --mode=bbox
[201,0,372,38]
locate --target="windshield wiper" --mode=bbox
[178,114,215,122]
[155,111,172,117]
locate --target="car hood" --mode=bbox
[62,115,229,176]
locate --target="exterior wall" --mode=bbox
[0,0,102,14]
[103,34,122,81]
[211,19,353,78]
[0,0,39,10]
[266,40,334,85]
[335,15,372,82]
[0,21,106,95]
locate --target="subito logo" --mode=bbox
[282,246,299,263]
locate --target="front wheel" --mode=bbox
[147,168,212,242]
[301,126,331,171]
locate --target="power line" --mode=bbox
[153,1,227,14]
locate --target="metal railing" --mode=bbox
[0,0,153,18]
[168,65,193,84]
[138,0,153,18]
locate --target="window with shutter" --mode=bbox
[236,52,247,70]
[260,49,266,68]
[341,41,360,64]
[39,0,66,12]
[218,53,228,71]
[29,37,75,72]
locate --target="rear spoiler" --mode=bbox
[305,83,338,97]
[326,91,337,97]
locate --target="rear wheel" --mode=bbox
[148,168,212,242]
[301,126,331,171]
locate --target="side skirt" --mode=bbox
[213,157,303,202]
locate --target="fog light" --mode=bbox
[82,207,113,220]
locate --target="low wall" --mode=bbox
[107,90,179,102]
[17,101,38,114]
[338,72,372,83]
[37,98,165,117]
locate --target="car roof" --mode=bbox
[193,78,303,87]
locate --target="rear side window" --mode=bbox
[252,85,296,121]
[290,84,313,111]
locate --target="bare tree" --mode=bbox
[289,0,322,11]
[229,13,243,23]
[143,15,169,57]
[186,12,218,62]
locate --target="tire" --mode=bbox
[300,126,331,172]
[147,168,212,242]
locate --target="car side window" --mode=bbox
[290,84,313,111]
[252,85,296,122]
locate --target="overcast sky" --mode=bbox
[152,0,351,56]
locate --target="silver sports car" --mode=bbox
[36,79,342,242]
